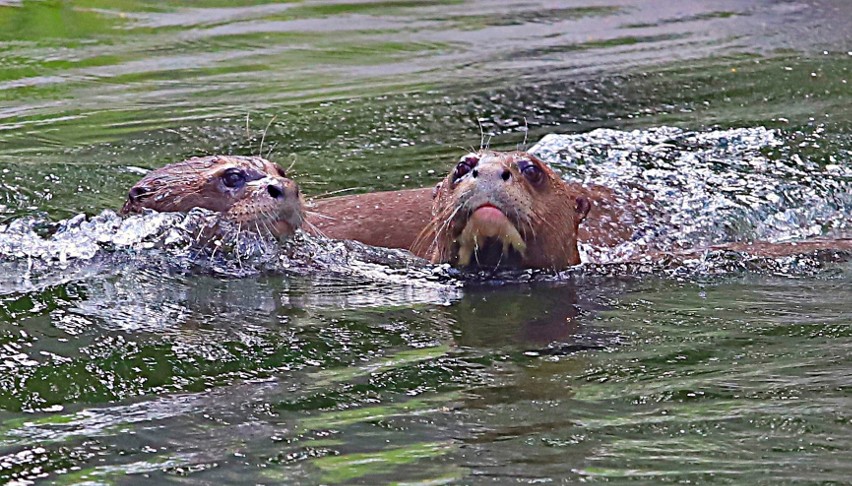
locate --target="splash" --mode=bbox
[532,127,851,264]
[0,208,461,302]
[1,127,849,289]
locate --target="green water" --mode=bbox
[1,1,851,484]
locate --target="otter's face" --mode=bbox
[120,156,303,238]
[415,151,591,270]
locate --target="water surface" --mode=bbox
[1,1,851,484]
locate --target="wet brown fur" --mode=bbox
[308,188,434,250]
[121,155,304,238]
[306,150,851,267]
[410,150,591,269]
[308,180,628,253]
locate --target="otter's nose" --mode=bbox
[471,165,511,182]
[267,183,285,200]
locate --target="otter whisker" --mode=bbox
[435,197,466,231]
[472,233,485,267]
[193,221,210,246]
[259,209,278,241]
[258,115,277,157]
[190,233,213,260]
[509,205,535,242]
[263,217,278,241]
[208,242,219,261]
[414,203,452,251]
[232,222,244,267]
[204,231,224,259]
[414,200,464,258]
[412,218,443,257]
[532,215,564,260]
[304,210,335,221]
[492,245,505,272]
[525,218,537,242]
[535,213,561,237]
[261,220,280,253]
[255,207,278,241]
[310,187,366,200]
[190,215,226,258]
[302,218,327,238]
[252,220,269,255]
[265,142,279,160]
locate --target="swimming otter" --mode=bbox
[309,151,592,270]
[412,151,591,269]
[121,155,303,238]
[307,150,851,268]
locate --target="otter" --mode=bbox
[309,151,592,270]
[307,150,851,268]
[412,151,591,269]
[308,187,435,251]
[121,155,303,238]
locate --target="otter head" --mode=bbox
[120,155,303,238]
[414,151,591,270]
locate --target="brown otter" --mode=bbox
[121,155,303,238]
[308,188,435,251]
[309,151,592,270]
[308,175,628,254]
[413,151,592,269]
[307,150,851,268]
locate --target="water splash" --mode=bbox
[0,208,461,303]
[532,127,851,263]
[1,127,849,290]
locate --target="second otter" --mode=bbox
[121,155,303,238]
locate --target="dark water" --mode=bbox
[1,1,851,484]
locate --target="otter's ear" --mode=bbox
[575,196,591,224]
[432,181,443,199]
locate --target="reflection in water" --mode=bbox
[0,272,620,483]
[451,282,601,350]
[5,273,850,483]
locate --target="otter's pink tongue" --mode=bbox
[470,205,509,233]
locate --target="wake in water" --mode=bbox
[0,208,461,305]
[1,127,849,293]
[532,126,851,264]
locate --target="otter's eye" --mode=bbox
[127,186,150,202]
[518,160,543,185]
[275,165,288,178]
[453,156,478,182]
[221,168,246,189]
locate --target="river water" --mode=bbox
[1,1,851,484]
